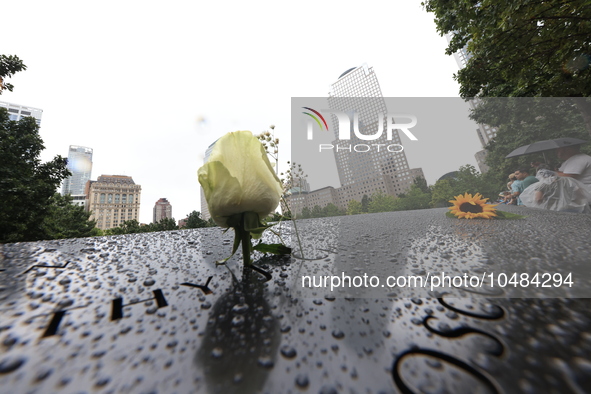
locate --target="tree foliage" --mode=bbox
[108,220,142,235]
[0,108,71,243]
[412,176,430,194]
[300,206,311,219]
[0,54,26,94]
[424,0,591,99]
[347,199,362,215]
[368,192,396,213]
[183,210,208,229]
[393,184,432,211]
[107,218,180,235]
[430,179,457,208]
[361,194,371,213]
[430,165,501,207]
[471,98,591,181]
[43,194,97,239]
[323,203,345,217]
[155,217,178,231]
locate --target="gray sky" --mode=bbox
[2,0,478,224]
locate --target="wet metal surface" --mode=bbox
[1,207,590,393]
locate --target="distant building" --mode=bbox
[474,150,490,174]
[200,139,218,220]
[286,64,425,216]
[445,35,494,173]
[0,101,42,126]
[61,145,93,207]
[153,198,172,223]
[86,175,141,230]
[178,218,188,228]
[290,176,310,193]
[328,65,424,204]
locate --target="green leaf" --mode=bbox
[253,242,292,255]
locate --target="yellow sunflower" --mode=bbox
[448,192,498,219]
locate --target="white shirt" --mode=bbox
[559,153,591,188]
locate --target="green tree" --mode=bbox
[431,179,457,208]
[430,165,501,207]
[361,194,371,213]
[311,205,324,218]
[0,54,26,94]
[184,210,208,228]
[300,206,311,219]
[423,0,591,134]
[153,217,178,232]
[347,199,363,215]
[42,194,97,239]
[0,108,70,243]
[323,203,342,217]
[109,220,142,235]
[393,184,432,211]
[90,227,104,237]
[413,176,430,194]
[368,192,396,213]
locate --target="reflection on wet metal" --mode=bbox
[181,276,213,294]
[392,348,501,394]
[20,261,70,276]
[110,289,168,321]
[0,208,590,392]
[423,316,504,356]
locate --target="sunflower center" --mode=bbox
[459,202,484,213]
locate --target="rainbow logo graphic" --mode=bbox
[302,107,329,131]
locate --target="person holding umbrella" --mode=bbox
[555,144,591,190]
[506,138,590,189]
[506,138,591,212]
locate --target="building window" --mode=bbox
[129,194,134,203]
[122,194,127,203]
[100,193,106,204]
[108,194,113,203]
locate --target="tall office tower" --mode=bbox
[445,34,494,172]
[445,33,472,69]
[153,198,173,223]
[86,175,142,230]
[327,64,424,208]
[200,139,218,220]
[0,101,43,125]
[61,145,93,206]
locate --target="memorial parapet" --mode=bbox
[1,207,590,393]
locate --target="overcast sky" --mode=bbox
[2,0,480,224]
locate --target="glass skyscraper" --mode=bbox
[327,65,424,205]
[61,145,93,205]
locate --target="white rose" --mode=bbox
[198,131,282,228]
